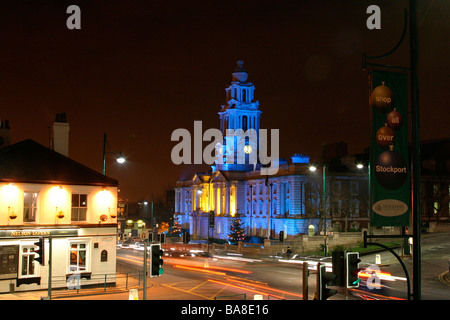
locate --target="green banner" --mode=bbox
[370,70,410,227]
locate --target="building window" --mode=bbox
[23,192,38,222]
[350,181,359,195]
[350,197,360,217]
[242,115,248,131]
[434,201,439,215]
[69,242,88,273]
[20,246,36,277]
[71,194,87,221]
[332,181,341,196]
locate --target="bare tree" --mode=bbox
[304,176,330,235]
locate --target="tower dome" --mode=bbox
[232,60,248,82]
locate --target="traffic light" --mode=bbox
[150,244,164,277]
[279,231,284,242]
[148,232,153,243]
[318,264,337,300]
[332,250,345,286]
[34,237,45,266]
[209,211,215,228]
[158,233,166,244]
[346,252,361,288]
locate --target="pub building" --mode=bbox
[0,117,119,293]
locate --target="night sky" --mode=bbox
[0,0,448,203]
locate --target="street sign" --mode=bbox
[370,70,410,227]
[376,254,381,265]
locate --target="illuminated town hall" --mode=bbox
[175,61,370,242]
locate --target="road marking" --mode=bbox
[187,280,210,292]
[161,283,213,300]
[209,285,228,300]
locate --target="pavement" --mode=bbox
[0,271,145,300]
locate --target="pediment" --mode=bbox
[211,171,228,183]
[192,173,212,184]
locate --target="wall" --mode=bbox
[0,183,118,225]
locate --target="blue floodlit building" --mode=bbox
[174,61,370,242]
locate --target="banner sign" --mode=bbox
[370,70,410,227]
[0,229,78,238]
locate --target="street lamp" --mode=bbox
[102,133,126,175]
[116,154,126,164]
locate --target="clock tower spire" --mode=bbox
[215,61,261,172]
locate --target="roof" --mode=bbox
[0,139,118,186]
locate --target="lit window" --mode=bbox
[21,246,36,277]
[71,194,87,221]
[434,201,439,215]
[23,192,38,222]
[69,242,88,272]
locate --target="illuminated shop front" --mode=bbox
[0,139,119,293]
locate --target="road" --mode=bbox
[54,232,449,301]
[115,233,449,301]
[117,248,308,300]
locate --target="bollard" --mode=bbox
[129,288,139,300]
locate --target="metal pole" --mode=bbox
[315,262,321,300]
[143,240,148,300]
[343,251,348,300]
[102,133,106,175]
[409,0,421,300]
[323,163,326,231]
[207,215,210,255]
[151,194,154,240]
[47,235,52,300]
[302,262,308,300]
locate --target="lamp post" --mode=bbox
[309,163,327,256]
[102,133,126,175]
[309,164,327,231]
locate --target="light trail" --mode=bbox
[173,265,227,276]
[208,279,287,300]
[278,258,333,272]
[225,278,303,298]
[117,255,142,264]
[213,255,262,263]
[358,269,407,282]
[350,288,406,300]
[205,266,252,274]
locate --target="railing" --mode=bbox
[50,269,147,299]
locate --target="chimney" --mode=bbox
[52,113,70,157]
[0,119,11,148]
